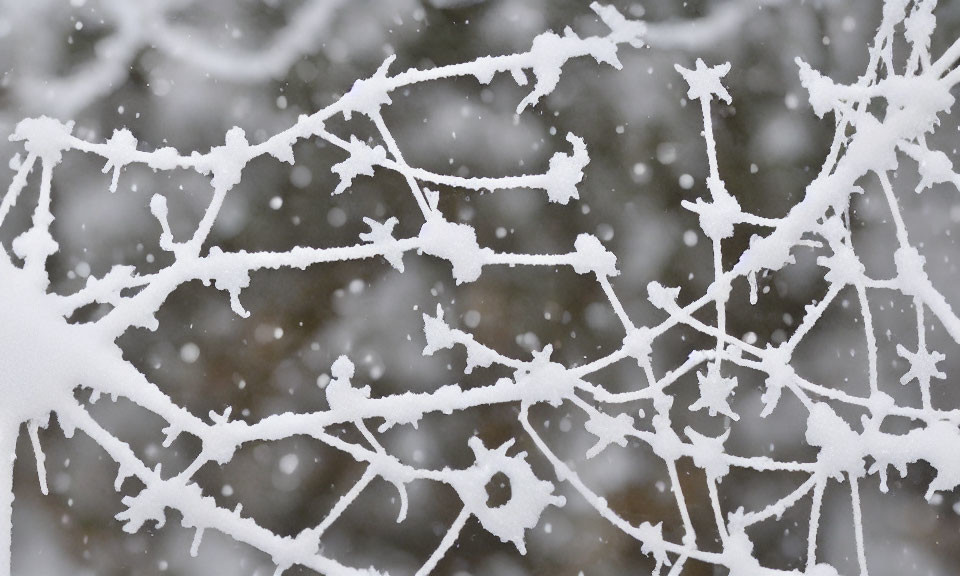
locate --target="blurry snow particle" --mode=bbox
[413,449,425,463]
[949,204,960,222]
[655,480,666,493]
[743,331,758,345]
[294,60,318,83]
[53,472,70,494]
[683,230,699,247]
[348,279,365,294]
[586,302,613,330]
[273,327,284,340]
[544,523,553,534]
[290,165,312,188]
[631,163,651,185]
[953,501,960,516]
[750,163,759,174]
[221,484,234,497]
[214,195,248,238]
[679,174,694,190]
[783,313,794,326]
[253,445,271,464]
[317,373,330,388]
[464,310,481,328]
[370,364,384,380]
[615,125,625,134]
[74,21,83,31]
[656,143,677,165]
[516,331,541,351]
[276,95,287,110]
[279,453,299,475]
[327,207,347,227]
[269,196,283,210]
[596,223,614,241]
[254,323,277,343]
[842,16,857,32]
[74,261,91,278]
[930,493,944,506]
[559,416,572,432]
[480,88,494,104]
[8,153,21,170]
[159,560,168,572]
[495,227,507,239]
[150,77,171,97]
[180,343,200,364]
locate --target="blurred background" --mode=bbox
[2,0,960,574]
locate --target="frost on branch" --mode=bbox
[4,1,960,575]
[0,4,649,575]
[448,438,565,555]
[543,133,589,204]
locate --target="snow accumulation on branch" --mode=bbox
[1,0,960,575]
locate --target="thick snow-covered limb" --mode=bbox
[3,1,960,574]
